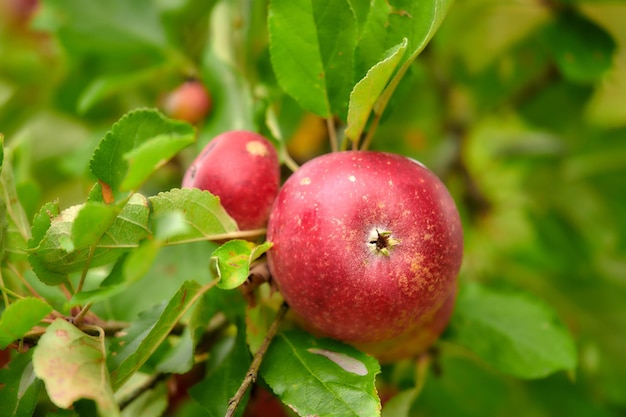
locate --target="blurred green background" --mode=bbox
[1,0,625,416]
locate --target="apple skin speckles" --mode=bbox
[182,130,280,231]
[266,150,463,360]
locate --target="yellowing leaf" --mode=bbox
[32,319,120,417]
[212,240,273,290]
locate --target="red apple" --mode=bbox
[163,79,212,124]
[243,386,289,417]
[182,131,280,231]
[266,151,462,357]
[0,348,11,368]
[354,288,456,362]
[1,0,39,28]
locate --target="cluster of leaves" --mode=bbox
[0,0,624,416]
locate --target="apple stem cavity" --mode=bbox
[367,228,400,256]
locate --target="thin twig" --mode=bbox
[225,302,289,417]
[358,112,382,151]
[75,245,97,294]
[413,352,433,397]
[73,302,93,327]
[0,284,25,301]
[326,117,338,152]
[359,59,413,151]
[0,270,12,307]
[162,228,268,246]
[61,283,74,300]
[239,261,272,305]
[7,262,41,299]
[281,147,300,173]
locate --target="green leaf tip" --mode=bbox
[89,108,195,195]
[450,282,578,379]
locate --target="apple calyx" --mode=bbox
[367,228,400,256]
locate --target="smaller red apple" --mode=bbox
[163,79,212,124]
[182,131,280,231]
[1,0,39,27]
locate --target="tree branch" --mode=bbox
[225,302,289,417]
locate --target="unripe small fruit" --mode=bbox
[164,79,212,124]
[267,151,463,359]
[182,131,280,231]
[1,0,39,27]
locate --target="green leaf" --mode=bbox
[387,0,453,65]
[0,146,32,260]
[0,133,4,170]
[345,39,408,142]
[27,201,66,285]
[382,389,418,417]
[355,0,393,77]
[189,326,251,416]
[200,48,255,142]
[544,10,616,83]
[268,0,357,117]
[70,210,189,307]
[121,132,196,191]
[355,0,452,123]
[108,280,210,390]
[33,0,168,59]
[449,282,578,379]
[90,109,195,194]
[410,351,515,417]
[245,292,283,353]
[28,194,151,283]
[71,202,121,250]
[0,350,43,417]
[68,239,161,307]
[212,240,272,290]
[154,326,195,375]
[0,298,52,349]
[358,0,452,74]
[148,188,238,244]
[260,330,381,417]
[77,64,176,114]
[120,379,168,417]
[32,319,120,416]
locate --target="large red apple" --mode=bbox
[182,131,280,231]
[354,288,456,362]
[266,151,462,357]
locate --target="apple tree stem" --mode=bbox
[326,116,338,152]
[281,147,300,173]
[225,302,289,417]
